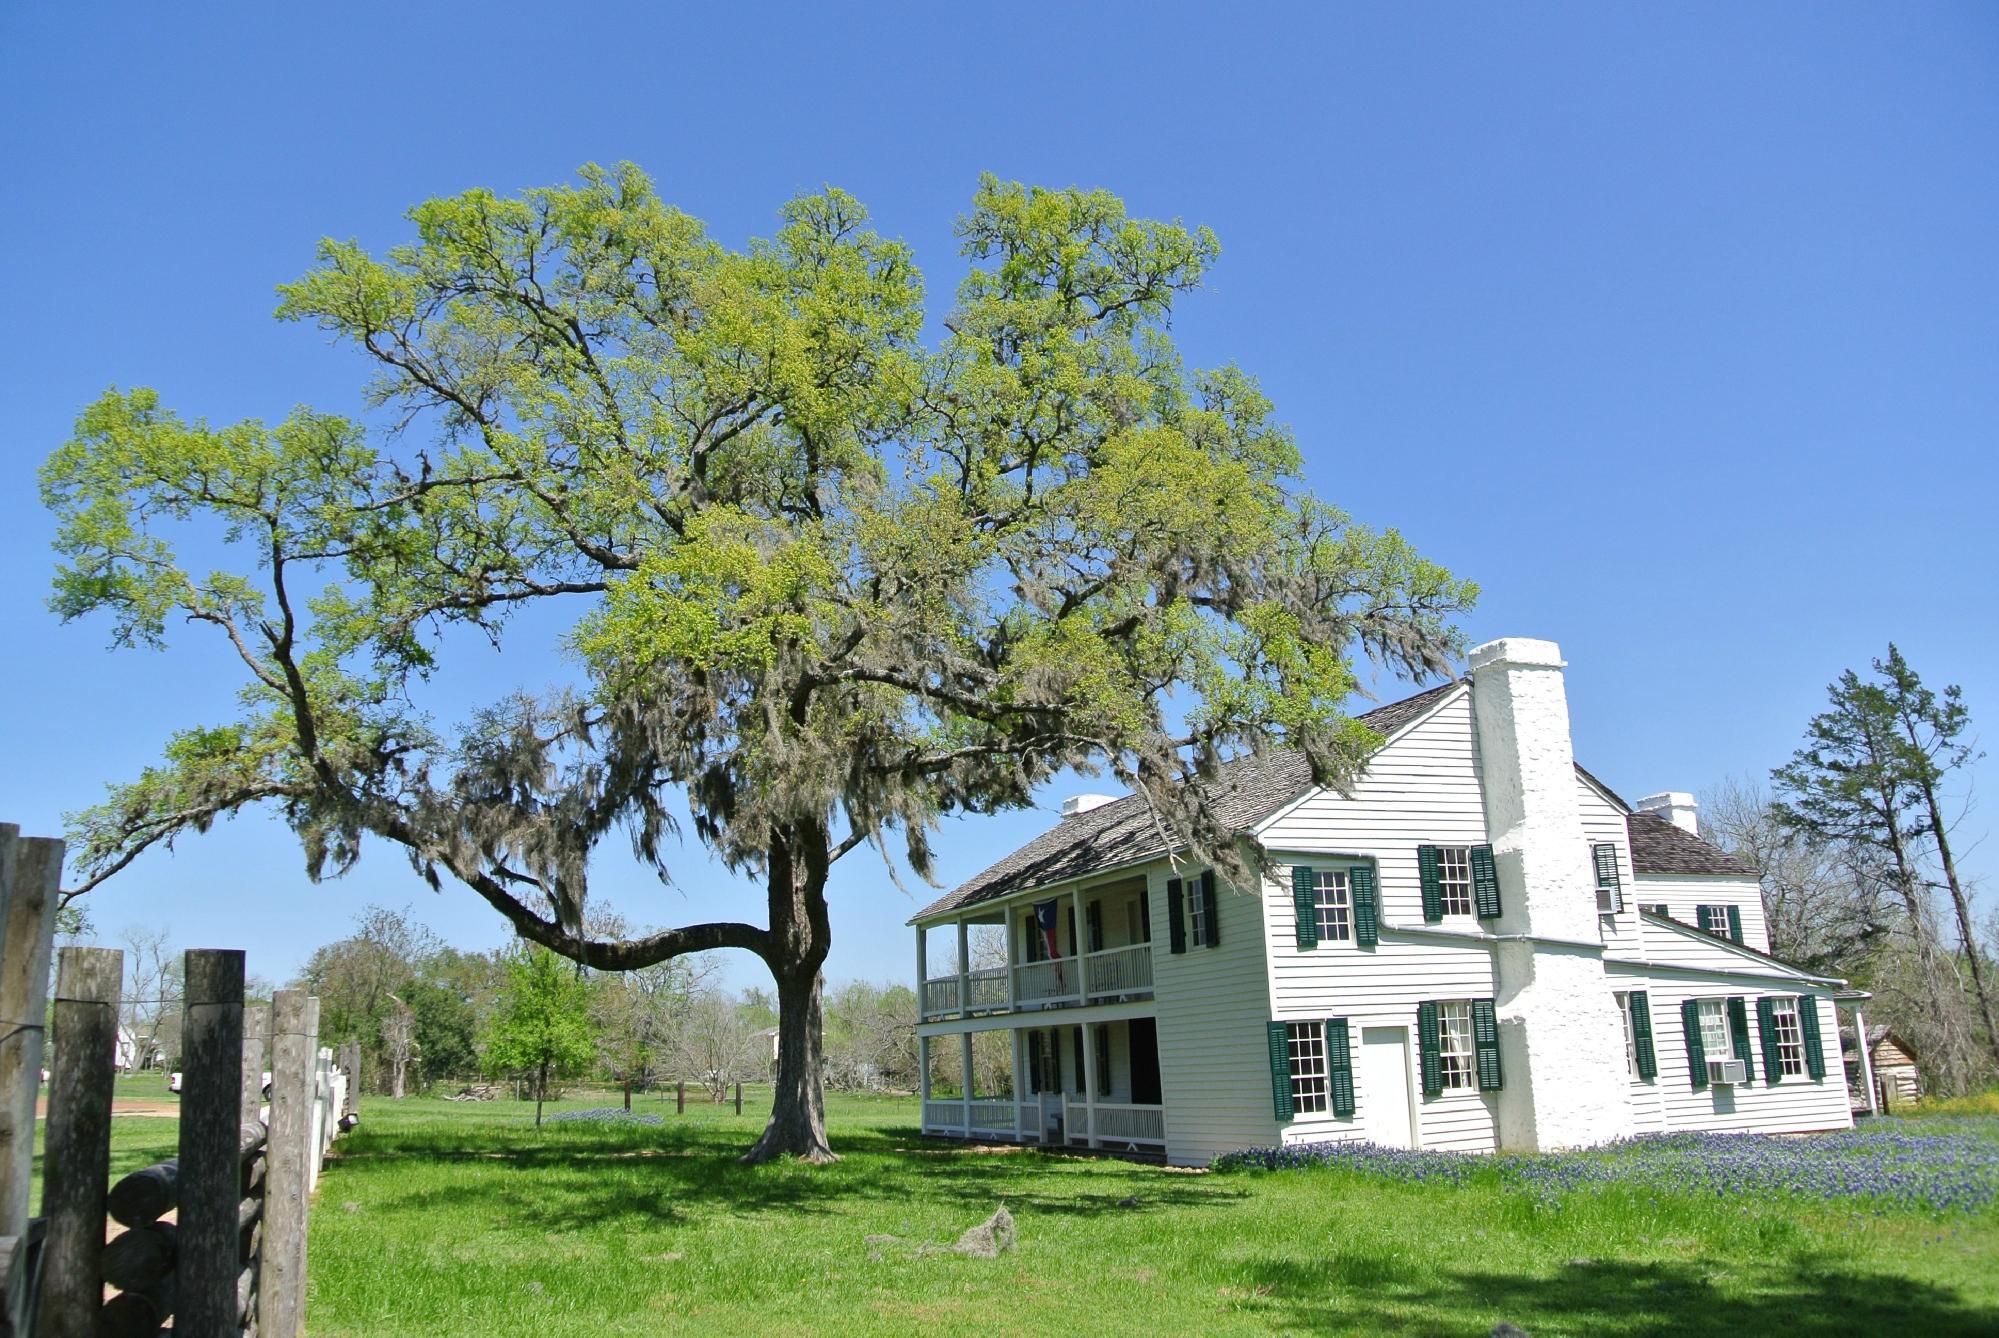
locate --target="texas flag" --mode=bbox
[1033,899,1064,985]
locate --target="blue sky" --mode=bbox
[2,3,1993,992]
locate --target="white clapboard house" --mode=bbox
[911,638,1852,1166]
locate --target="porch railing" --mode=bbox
[920,976,960,1018]
[1090,1102,1167,1144]
[922,1099,965,1128]
[966,966,1010,1013]
[967,1099,1016,1133]
[1012,957,1080,1006]
[1083,943,1153,998]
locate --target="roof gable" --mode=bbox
[909,681,1462,922]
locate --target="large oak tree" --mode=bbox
[43,166,1473,1160]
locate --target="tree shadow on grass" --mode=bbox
[332,1118,1242,1235]
[1235,1253,1999,1336]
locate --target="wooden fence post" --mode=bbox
[243,1002,270,1139]
[37,946,123,1337]
[0,830,62,1241]
[340,1041,360,1118]
[264,990,317,1338]
[677,1081,685,1115]
[176,949,245,1337]
[734,1082,742,1116]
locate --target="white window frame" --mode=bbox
[1187,880,1208,946]
[1286,1021,1329,1114]
[1772,997,1806,1076]
[1313,870,1352,942]
[1618,992,1640,1080]
[1437,1001,1476,1091]
[1701,905,1732,938]
[1436,846,1474,917]
[1697,999,1730,1058]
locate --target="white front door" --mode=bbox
[1360,1026,1416,1149]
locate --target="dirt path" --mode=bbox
[36,1096,180,1118]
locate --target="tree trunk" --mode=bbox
[742,828,836,1164]
[1915,775,1999,1070]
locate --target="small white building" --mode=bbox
[910,637,1852,1166]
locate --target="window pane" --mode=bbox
[1773,999,1806,1076]
[1438,1001,1475,1090]
[1698,1000,1729,1057]
[1314,871,1351,941]
[1437,847,1474,916]
[1287,1022,1329,1114]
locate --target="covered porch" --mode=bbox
[917,873,1154,1021]
[918,1008,1166,1152]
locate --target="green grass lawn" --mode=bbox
[298,1088,1999,1337]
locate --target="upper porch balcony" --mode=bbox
[917,873,1153,1021]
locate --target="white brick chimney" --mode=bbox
[1468,637,1633,1151]
[1635,791,1698,835]
[1060,794,1117,819]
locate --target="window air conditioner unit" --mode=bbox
[1595,888,1621,914]
[1707,1058,1747,1085]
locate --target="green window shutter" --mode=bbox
[1202,870,1221,948]
[1140,892,1151,942]
[1024,912,1041,963]
[1418,845,1444,922]
[1649,904,1670,918]
[1267,1022,1294,1120]
[1095,1026,1111,1097]
[1592,844,1623,912]
[1027,1031,1043,1093]
[1072,1028,1085,1092]
[1694,904,1714,935]
[1727,996,1753,1081]
[1682,999,1708,1088]
[1086,901,1103,954]
[1066,904,1076,956]
[1291,866,1319,949]
[1417,1001,1442,1098]
[1470,844,1502,918]
[1326,1018,1355,1118]
[1351,864,1380,949]
[1798,995,1826,1080]
[1471,998,1503,1090]
[1051,1029,1063,1090]
[1629,990,1657,1081]
[1167,879,1186,955]
[1726,904,1744,945]
[1756,997,1782,1084]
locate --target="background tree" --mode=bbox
[43,167,1472,1161]
[593,951,714,1094]
[821,981,918,1091]
[297,905,442,1094]
[1699,777,1888,973]
[119,926,181,1070]
[1873,645,1997,1068]
[482,946,597,1125]
[1773,660,1988,1090]
[671,988,765,1103]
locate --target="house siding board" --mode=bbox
[1147,863,1283,1167]
[1632,985,1852,1134]
[1636,913,1790,976]
[1259,693,1501,1153]
[1576,777,1643,956]
[1633,873,1771,955]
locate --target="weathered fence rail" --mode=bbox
[0,823,353,1338]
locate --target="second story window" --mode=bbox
[1313,870,1352,941]
[1700,905,1732,939]
[1436,847,1473,916]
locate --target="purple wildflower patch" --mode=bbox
[1212,1117,1999,1215]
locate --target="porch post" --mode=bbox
[1853,1004,1879,1117]
[959,1030,974,1131]
[918,1034,930,1124]
[1079,1021,1098,1148]
[1011,1026,1026,1141]
[915,926,928,1018]
[956,919,971,1019]
[1071,887,1085,1001]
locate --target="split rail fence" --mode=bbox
[0,822,356,1337]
